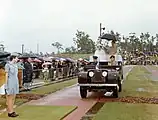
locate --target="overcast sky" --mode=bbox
[0,0,158,53]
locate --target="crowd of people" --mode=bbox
[122,51,158,65]
[15,56,86,91]
[0,53,89,117]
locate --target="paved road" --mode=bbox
[28,65,134,120]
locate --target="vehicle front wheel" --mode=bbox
[113,86,118,98]
[121,75,123,79]
[118,82,122,92]
[80,86,87,98]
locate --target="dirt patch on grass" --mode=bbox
[98,96,158,104]
[16,94,45,100]
[1,94,45,101]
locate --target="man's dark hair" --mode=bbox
[9,55,17,61]
[93,56,98,59]
[110,55,115,59]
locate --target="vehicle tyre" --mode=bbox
[113,87,118,98]
[118,82,122,92]
[80,86,87,98]
[121,75,123,79]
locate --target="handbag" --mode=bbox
[0,68,6,95]
[0,84,5,95]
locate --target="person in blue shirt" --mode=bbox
[5,55,19,117]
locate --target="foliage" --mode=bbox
[52,42,63,53]
[65,46,76,53]
[73,30,96,54]
[50,30,158,56]
[119,32,158,53]
[55,53,92,60]
[0,43,4,51]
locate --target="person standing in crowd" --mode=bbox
[17,59,24,88]
[5,55,19,117]
[23,58,33,91]
[42,64,49,83]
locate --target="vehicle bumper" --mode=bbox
[77,83,119,89]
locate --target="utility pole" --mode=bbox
[22,44,24,54]
[37,43,39,54]
[100,23,102,36]
[99,23,105,36]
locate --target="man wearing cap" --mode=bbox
[93,56,98,65]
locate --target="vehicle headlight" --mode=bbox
[89,71,94,77]
[116,68,120,70]
[102,71,107,77]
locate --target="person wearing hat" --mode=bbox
[23,58,33,91]
[93,56,98,65]
[109,55,117,65]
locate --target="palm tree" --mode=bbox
[145,32,150,51]
[129,32,136,52]
[156,34,158,51]
[140,33,144,51]
[0,42,4,51]
[151,36,156,52]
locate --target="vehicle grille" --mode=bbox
[91,71,105,83]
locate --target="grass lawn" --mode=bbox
[0,105,77,120]
[93,66,158,120]
[0,98,28,110]
[24,79,77,95]
[93,102,158,120]
[120,66,158,97]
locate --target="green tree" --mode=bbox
[156,34,158,49]
[140,33,145,51]
[150,36,156,52]
[73,30,95,54]
[65,47,72,53]
[0,43,4,51]
[64,46,76,53]
[52,42,63,53]
[40,52,43,56]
